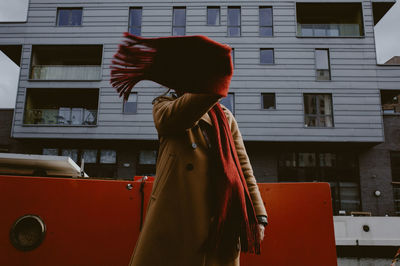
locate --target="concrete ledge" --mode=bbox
[334,216,400,246]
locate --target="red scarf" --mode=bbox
[205,103,260,257]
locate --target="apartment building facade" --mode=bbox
[1,0,400,224]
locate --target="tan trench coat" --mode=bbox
[129,93,267,266]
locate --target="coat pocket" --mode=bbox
[151,153,176,199]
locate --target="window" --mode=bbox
[82,149,97,164]
[262,93,276,109]
[228,7,241,37]
[220,93,234,114]
[123,93,138,114]
[315,49,331,81]
[390,152,400,215]
[43,148,58,156]
[278,151,360,215]
[61,149,78,163]
[207,7,220,26]
[296,3,364,37]
[41,148,120,178]
[30,45,102,80]
[129,7,142,36]
[259,7,273,36]
[381,90,400,114]
[172,7,186,36]
[100,150,116,164]
[137,150,157,176]
[391,152,400,182]
[304,94,333,127]
[260,48,274,64]
[23,88,98,126]
[57,8,82,26]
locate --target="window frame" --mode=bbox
[260,48,275,65]
[172,7,186,36]
[128,7,143,36]
[56,7,83,27]
[227,6,241,37]
[261,93,276,110]
[303,93,334,128]
[259,6,273,37]
[207,6,220,26]
[315,48,331,81]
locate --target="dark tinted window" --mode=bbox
[259,7,273,36]
[391,152,400,182]
[304,94,333,127]
[173,7,186,36]
[262,93,275,109]
[57,8,82,26]
[207,7,220,25]
[129,8,142,35]
[260,48,274,64]
[228,7,241,36]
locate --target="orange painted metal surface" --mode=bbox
[0,175,337,266]
[241,182,337,265]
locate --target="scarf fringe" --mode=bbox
[110,33,156,101]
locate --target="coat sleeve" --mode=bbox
[227,110,268,217]
[153,93,220,135]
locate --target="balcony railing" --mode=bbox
[24,108,97,126]
[297,23,361,37]
[382,103,400,114]
[30,65,101,80]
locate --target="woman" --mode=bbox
[111,33,268,266]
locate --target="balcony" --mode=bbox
[297,23,361,38]
[31,65,101,81]
[381,90,400,114]
[296,3,364,37]
[23,88,99,126]
[25,108,97,126]
[30,45,102,81]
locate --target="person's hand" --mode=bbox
[258,224,265,241]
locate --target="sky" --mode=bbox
[0,0,399,108]
[0,51,19,108]
[375,1,400,63]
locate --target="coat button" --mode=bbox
[191,143,197,149]
[186,163,194,171]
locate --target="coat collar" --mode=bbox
[200,112,213,126]
[200,104,229,126]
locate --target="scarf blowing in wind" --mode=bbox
[110,32,260,256]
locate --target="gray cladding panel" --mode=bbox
[2,0,399,142]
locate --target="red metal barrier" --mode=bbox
[0,175,337,266]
